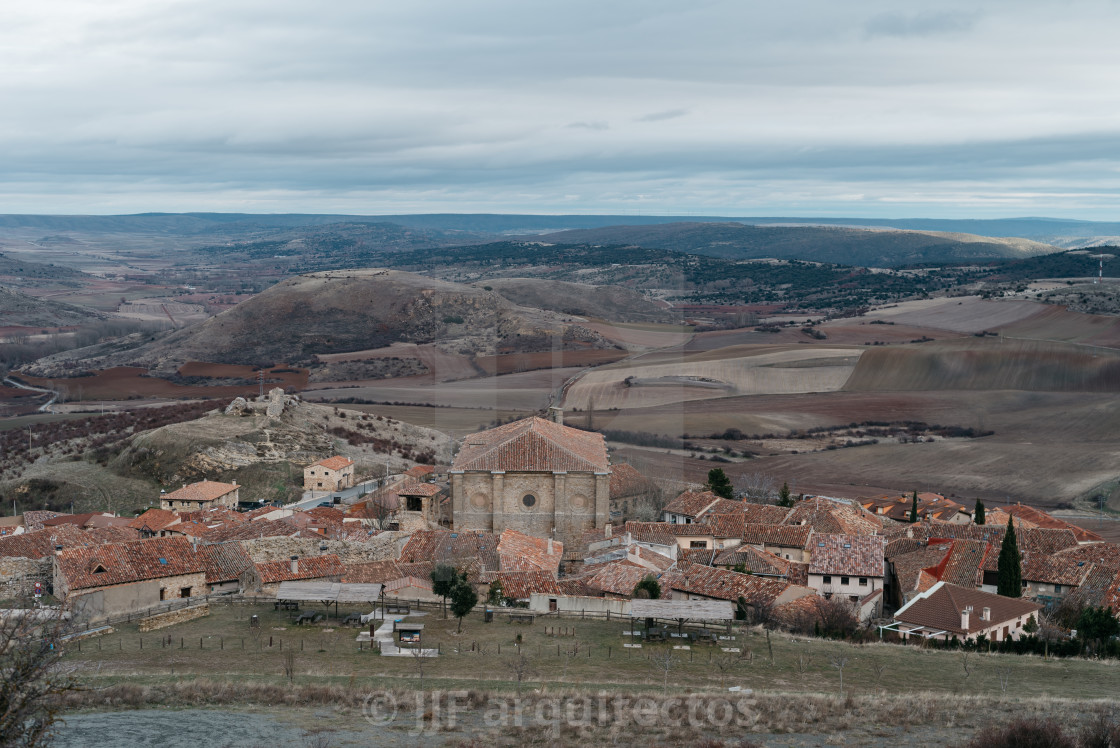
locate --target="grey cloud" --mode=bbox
[865,10,981,38]
[565,121,610,131]
[637,109,688,122]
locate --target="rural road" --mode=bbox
[288,477,383,510]
[2,376,58,413]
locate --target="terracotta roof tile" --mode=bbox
[741,523,813,549]
[713,546,791,577]
[894,582,1041,635]
[1001,503,1105,543]
[667,562,806,605]
[129,509,181,533]
[582,561,651,597]
[452,417,609,472]
[609,463,656,499]
[254,554,344,584]
[0,524,89,559]
[193,542,252,584]
[310,456,354,471]
[663,491,721,518]
[808,534,886,577]
[164,481,239,503]
[1054,543,1120,566]
[56,537,205,591]
[498,529,563,575]
[494,570,562,599]
[622,522,679,548]
[342,560,404,584]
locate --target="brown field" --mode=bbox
[18,364,307,401]
[330,404,534,437]
[861,296,1042,332]
[562,347,860,411]
[475,348,628,376]
[316,343,479,383]
[1003,304,1120,348]
[579,321,694,350]
[304,367,579,411]
[843,338,1120,392]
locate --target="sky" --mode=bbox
[5,1,1120,218]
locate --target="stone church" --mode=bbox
[449,415,610,544]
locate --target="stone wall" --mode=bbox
[0,557,50,599]
[139,603,210,632]
[452,470,608,545]
[239,533,408,565]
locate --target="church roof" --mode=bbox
[451,417,609,473]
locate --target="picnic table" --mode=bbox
[295,612,320,625]
[275,600,299,611]
[508,612,535,624]
[341,613,363,626]
[385,603,410,615]
[645,628,666,642]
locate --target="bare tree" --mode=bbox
[714,653,740,689]
[410,645,428,690]
[830,656,850,695]
[648,649,679,694]
[0,601,80,747]
[561,641,581,682]
[869,657,887,688]
[504,654,537,695]
[734,472,779,503]
[961,650,973,680]
[282,651,296,684]
[996,665,1013,693]
[795,648,813,682]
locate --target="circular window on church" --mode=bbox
[570,494,588,509]
[470,493,488,509]
[522,494,537,509]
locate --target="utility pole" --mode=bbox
[258,370,264,399]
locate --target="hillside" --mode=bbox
[525,222,1058,267]
[23,268,617,376]
[842,338,1120,392]
[0,287,105,328]
[0,252,90,284]
[477,278,676,323]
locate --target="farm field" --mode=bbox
[562,347,861,411]
[578,320,694,350]
[303,367,580,411]
[17,364,308,401]
[328,404,533,437]
[861,296,1042,333]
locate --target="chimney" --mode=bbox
[232,480,237,486]
[55,545,63,556]
[548,406,563,425]
[961,609,970,630]
[604,523,612,539]
[290,556,299,574]
[982,606,990,622]
[547,538,555,555]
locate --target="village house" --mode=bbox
[662,562,816,610]
[889,581,1042,643]
[304,456,356,492]
[53,537,207,621]
[239,554,345,597]
[608,463,660,520]
[807,534,887,608]
[160,480,240,511]
[449,415,611,545]
[660,490,723,524]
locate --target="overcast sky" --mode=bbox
[5,1,1120,218]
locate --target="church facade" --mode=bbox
[449,416,610,544]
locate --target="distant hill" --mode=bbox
[522,222,1059,268]
[0,252,90,282]
[0,287,105,328]
[24,268,617,375]
[478,278,676,323]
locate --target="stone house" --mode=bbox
[890,581,1041,642]
[807,534,887,604]
[304,456,356,492]
[161,481,240,511]
[239,554,345,597]
[449,417,610,545]
[53,537,207,621]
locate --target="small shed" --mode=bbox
[394,621,424,645]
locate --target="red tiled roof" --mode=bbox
[666,562,803,605]
[494,570,562,599]
[623,521,679,548]
[399,530,501,571]
[342,560,404,584]
[1054,543,1120,566]
[22,511,66,532]
[405,465,435,479]
[663,491,721,518]
[785,498,882,536]
[397,483,442,497]
[130,509,182,533]
[254,554,344,584]
[609,463,656,499]
[582,561,651,597]
[451,417,609,472]
[0,524,88,559]
[498,529,562,574]
[310,456,354,471]
[202,519,301,543]
[808,534,886,577]
[1021,554,1093,587]
[713,546,791,577]
[193,542,252,584]
[894,582,1041,635]
[1001,503,1104,544]
[57,537,205,591]
[165,481,239,503]
[741,523,813,549]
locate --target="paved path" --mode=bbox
[356,610,437,657]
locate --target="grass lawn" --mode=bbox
[64,601,1120,701]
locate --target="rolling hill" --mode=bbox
[477,278,676,323]
[0,287,105,328]
[22,268,618,375]
[523,222,1059,267]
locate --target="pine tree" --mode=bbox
[705,468,734,500]
[909,490,919,523]
[997,514,1022,597]
[975,499,986,525]
[778,481,794,508]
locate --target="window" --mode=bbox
[849,596,859,602]
[180,586,191,598]
[159,588,166,601]
[841,577,850,586]
[1054,584,1063,593]
[859,577,868,586]
[690,540,708,549]
[823,575,832,584]
[522,494,536,508]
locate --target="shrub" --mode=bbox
[959,717,1073,748]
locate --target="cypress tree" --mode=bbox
[705,468,734,500]
[778,481,793,508]
[975,499,986,525]
[997,514,1022,597]
[909,490,919,523]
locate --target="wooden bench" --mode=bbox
[275,600,299,611]
[341,613,363,626]
[508,613,535,624]
[385,603,411,615]
[295,612,320,625]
